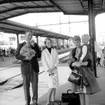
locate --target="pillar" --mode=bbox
[36,36,39,45]
[16,33,19,48]
[88,0,97,77]
[67,39,69,47]
[56,38,59,48]
[63,39,64,48]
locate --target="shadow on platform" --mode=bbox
[38,82,71,105]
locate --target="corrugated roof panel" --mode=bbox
[0,16,5,19]
[7,10,26,15]
[0,3,10,6]
[12,2,26,6]
[0,6,7,11]
[0,23,26,31]
[0,0,104,20]
[44,0,53,5]
[27,8,45,12]
[55,0,83,10]
[12,9,27,12]
[0,13,11,17]
[22,2,37,6]
[33,1,50,5]
[3,3,15,8]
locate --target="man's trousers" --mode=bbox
[22,71,38,104]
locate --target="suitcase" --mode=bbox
[61,89,80,105]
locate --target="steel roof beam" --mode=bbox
[0,20,70,39]
[49,0,65,13]
[0,21,28,31]
[0,0,47,4]
[0,5,55,14]
[79,0,85,11]
[0,10,61,21]
[64,12,88,15]
[0,26,24,34]
[0,11,29,21]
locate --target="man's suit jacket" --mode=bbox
[15,42,41,75]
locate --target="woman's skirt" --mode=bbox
[81,66,101,95]
[46,69,59,88]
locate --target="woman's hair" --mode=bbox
[44,38,52,45]
[73,35,81,42]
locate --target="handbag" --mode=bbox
[61,89,80,105]
[68,70,82,85]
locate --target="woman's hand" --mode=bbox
[75,62,81,67]
[47,67,56,72]
[81,62,88,66]
[72,62,81,67]
[25,55,33,60]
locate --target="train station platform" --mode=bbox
[0,59,105,105]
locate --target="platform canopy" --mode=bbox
[0,20,70,39]
[0,0,104,21]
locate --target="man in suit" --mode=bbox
[15,30,41,105]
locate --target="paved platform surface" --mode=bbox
[0,57,105,105]
[0,56,19,70]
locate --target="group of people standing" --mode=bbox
[15,30,59,105]
[96,48,105,67]
[68,35,101,105]
[15,30,101,105]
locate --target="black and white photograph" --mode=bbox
[0,0,105,105]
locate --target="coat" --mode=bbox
[41,48,59,72]
[41,48,59,88]
[15,42,41,74]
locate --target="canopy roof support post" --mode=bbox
[67,39,69,47]
[36,36,39,45]
[63,39,64,48]
[56,38,59,48]
[16,33,19,48]
[88,0,97,77]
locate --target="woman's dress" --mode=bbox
[42,48,59,88]
[68,45,101,94]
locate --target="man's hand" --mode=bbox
[25,55,32,60]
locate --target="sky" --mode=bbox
[1,12,105,45]
[9,12,89,37]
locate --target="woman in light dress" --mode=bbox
[41,38,59,105]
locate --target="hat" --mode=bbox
[73,35,81,42]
